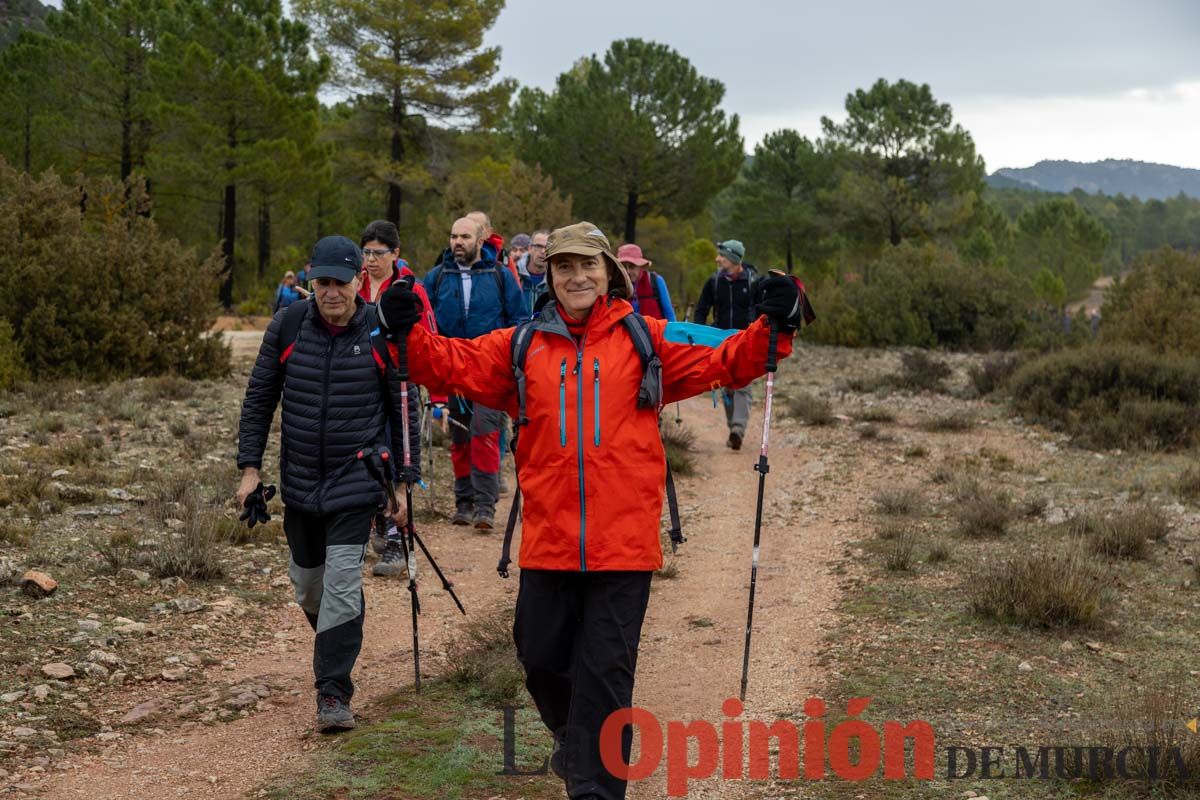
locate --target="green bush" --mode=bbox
[1101,248,1200,356]
[0,319,27,391]
[1007,344,1200,450]
[0,165,230,381]
[810,242,1027,351]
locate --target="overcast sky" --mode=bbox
[486,0,1200,170]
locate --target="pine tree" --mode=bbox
[152,0,327,307]
[296,0,512,227]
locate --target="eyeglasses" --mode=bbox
[529,243,546,250]
[363,248,393,259]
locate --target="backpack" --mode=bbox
[430,263,508,316]
[635,270,666,316]
[276,299,393,376]
[706,263,759,298]
[497,310,682,578]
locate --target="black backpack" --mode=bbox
[275,299,393,375]
[497,309,683,578]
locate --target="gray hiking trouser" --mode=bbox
[284,506,372,702]
[723,384,752,436]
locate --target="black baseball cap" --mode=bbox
[308,236,362,283]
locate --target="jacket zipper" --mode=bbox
[317,336,332,513]
[573,345,587,571]
[593,358,600,447]
[558,358,567,447]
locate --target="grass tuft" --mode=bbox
[969,541,1110,628]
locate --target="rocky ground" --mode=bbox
[1,334,1198,799]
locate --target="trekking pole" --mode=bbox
[739,321,779,702]
[378,452,465,613]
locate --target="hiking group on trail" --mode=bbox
[237,214,810,799]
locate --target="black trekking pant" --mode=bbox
[514,569,653,800]
[284,506,373,703]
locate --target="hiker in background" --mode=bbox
[519,229,550,313]
[357,220,439,575]
[617,243,676,321]
[466,209,521,283]
[237,235,420,733]
[273,270,309,313]
[377,220,804,800]
[693,239,759,450]
[423,216,528,529]
[510,232,531,276]
[358,220,437,332]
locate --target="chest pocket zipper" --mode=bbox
[559,358,567,447]
[593,358,600,447]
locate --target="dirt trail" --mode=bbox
[38,351,845,800]
[41,515,515,799]
[628,394,842,799]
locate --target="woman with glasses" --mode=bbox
[357,220,440,576]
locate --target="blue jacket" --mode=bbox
[520,271,548,316]
[424,242,529,338]
[274,284,303,312]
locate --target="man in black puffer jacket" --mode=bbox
[236,235,419,733]
[693,239,759,450]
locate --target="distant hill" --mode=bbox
[990,159,1200,200]
[0,0,49,49]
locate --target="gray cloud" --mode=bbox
[490,0,1200,114]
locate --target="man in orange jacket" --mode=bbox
[378,222,804,800]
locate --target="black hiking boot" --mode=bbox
[452,503,473,526]
[550,728,567,779]
[728,431,743,450]
[316,694,355,733]
[372,539,405,577]
[472,509,495,531]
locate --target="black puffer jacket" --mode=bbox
[693,264,759,330]
[237,298,420,515]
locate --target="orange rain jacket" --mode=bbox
[400,296,793,572]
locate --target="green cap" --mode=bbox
[717,239,746,263]
[544,221,633,300]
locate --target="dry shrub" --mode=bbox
[903,444,928,459]
[952,480,1015,537]
[969,541,1109,628]
[1174,465,1200,501]
[787,392,834,426]
[872,487,922,516]
[662,424,696,476]
[875,521,912,541]
[0,519,34,546]
[855,406,896,423]
[919,412,976,432]
[1107,678,1200,793]
[143,375,195,402]
[93,530,141,573]
[969,352,1023,396]
[897,351,952,393]
[444,605,524,705]
[1019,494,1049,519]
[1077,505,1169,560]
[883,531,916,572]
[147,484,226,580]
[926,542,951,563]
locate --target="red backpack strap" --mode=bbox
[277,300,311,364]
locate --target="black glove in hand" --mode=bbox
[378,276,423,342]
[755,274,804,331]
[240,482,276,528]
